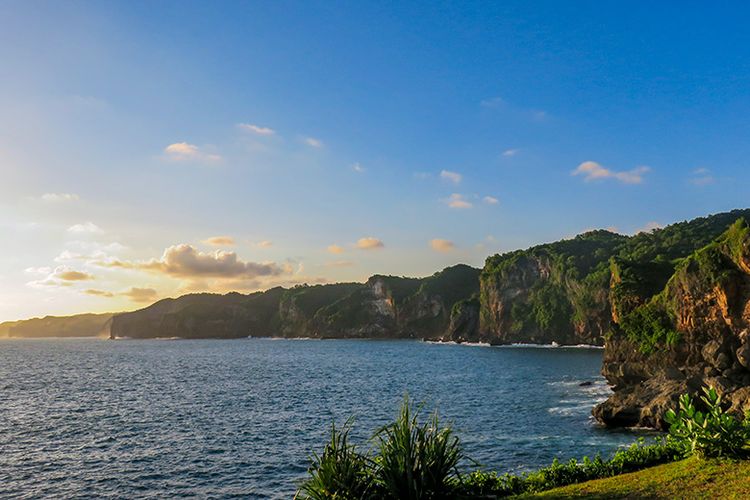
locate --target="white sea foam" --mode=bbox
[501,342,604,349]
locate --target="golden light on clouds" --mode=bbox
[355,237,384,250]
[429,239,455,252]
[203,236,236,246]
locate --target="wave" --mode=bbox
[422,340,492,347]
[501,342,604,349]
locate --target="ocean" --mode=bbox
[0,338,651,498]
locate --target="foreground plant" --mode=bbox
[297,420,375,499]
[374,398,463,499]
[665,386,750,459]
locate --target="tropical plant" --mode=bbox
[297,420,375,499]
[373,397,463,499]
[665,386,750,459]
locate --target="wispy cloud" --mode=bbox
[480,96,504,108]
[325,260,354,268]
[67,222,103,234]
[40,193,79,203]
[351,162,365,173]
[84,287,159,303]
[429,239,455,252]
[355,237,384,250]
[572,161,650,184]
[255,240,273,248]
[440,170,462,184]
[689,167,715,186]
[303,137,323,148]
[501,149,519,157]
[445,193,472,209]
[327,244,345,254]
[483,196,499,205]
[203,236,235,246]
[163,142,222,164]
[237,123,275,136]
[27,266,94,288]
[122,287,158,303]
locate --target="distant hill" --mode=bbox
[0,313,114,338]
[109,264,481,340]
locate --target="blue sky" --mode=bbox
[1,1,749,321]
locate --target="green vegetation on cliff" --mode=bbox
[480,209,750,346]
[617,217,750,352]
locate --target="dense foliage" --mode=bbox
[480,210,750,351]
[456,439,680,498]
[665,387,750,459]
[299,400,687,499]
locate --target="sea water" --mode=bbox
[0,338,651,498]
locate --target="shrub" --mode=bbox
[665,386,750,459]
[297,420,375,499]
[455,438,679,498]
[374,397,463,499]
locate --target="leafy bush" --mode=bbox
[297,420,375,499]
[456,438,679,498]
[665,387,750,459]
[618,293,679,353]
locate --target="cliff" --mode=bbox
[0,312,114,338]
[594,218,750,429]
[478,208,750,346]
[109,264,480,340]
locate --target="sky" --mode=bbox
[1,1,749,321]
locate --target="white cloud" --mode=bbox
[430,239,455,252]
[501,149,519,157]
[237,123,275,136]
[256,240,273,248]
[483,196,499,205]
[572,161,650,185]
[40,193,79,203]
[203,236,236,246]
[355,237,384,250]
[440,170,462,184]
[67,222,103,234]
[352,162,365,173]
[303,137,323,148]
[139,244,285,279]
[163,142,222,164]
[445,193,472,209]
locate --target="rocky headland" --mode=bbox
[26,208,750,431]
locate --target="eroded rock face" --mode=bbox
[595,220,750,429]
[479,254,612,345]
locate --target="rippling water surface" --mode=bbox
[0,338,648,498]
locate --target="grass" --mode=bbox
[521,457,750,499]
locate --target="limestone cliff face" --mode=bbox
[595,220,750,429]
[478,236,620,346]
